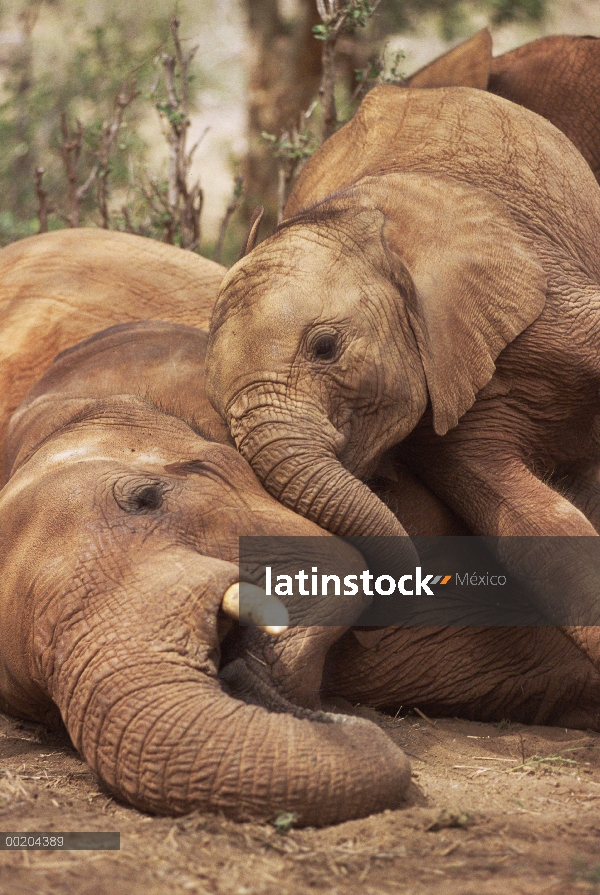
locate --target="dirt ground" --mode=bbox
[1,705,599,895]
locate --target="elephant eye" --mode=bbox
[310,332,339,362]
[113,479,168,514]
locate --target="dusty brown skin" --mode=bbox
[327,624,600,732]
[0,321,412,826]
[206,85,600,661]
[5,322,600,833]
[407,30,600,186]
[335,470,600,732]
[0,227,225,481]
[488,35,600,185]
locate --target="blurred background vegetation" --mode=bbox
[0,0,596,264]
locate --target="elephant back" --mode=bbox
[285,85,600,280]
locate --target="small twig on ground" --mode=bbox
[413,706,436,727]
[519,732,526,765]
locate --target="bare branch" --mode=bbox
[95,81,139,228]
[161,53,178,110]
[59,113,84,227]
[185,126,209,171]
[34,167,54,233]
[315,1,382,141]
[152,15,202,250]
[76,164,99,203]
[263,109,319,221]
[214,175,244,264]
[121,205,144,235]
[170,15,197,113]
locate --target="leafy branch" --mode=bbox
[314,0,382,140]
[262,116,319,221]
[353,45,406,100]
[152,16,203,250]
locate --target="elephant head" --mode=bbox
[209,85,600,642]
[0,322,410,825]
[206,160,546,542]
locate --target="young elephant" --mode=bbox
[206,85,600,659]
[0,322,411,826]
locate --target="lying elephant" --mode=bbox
[5,319,600,829]
[206,85,600,658]
[407,30,600,184]
[0,320,412,825]
[0,227,225,482]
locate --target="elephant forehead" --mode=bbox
[216,229,378,323]
[8,422,206,489]
[7,419,280,506]
[4,450,162,508]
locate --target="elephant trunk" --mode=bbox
[32,552,410,825]
[231,404,408,540]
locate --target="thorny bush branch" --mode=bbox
[44,80,138,230]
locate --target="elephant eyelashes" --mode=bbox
[113,479,168,514]
[309,332,340,362]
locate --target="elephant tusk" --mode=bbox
[221,582,289,635]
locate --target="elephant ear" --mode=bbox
[371,173,547,435]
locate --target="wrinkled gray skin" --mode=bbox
[206,85,600,663]
[0,321,411,826]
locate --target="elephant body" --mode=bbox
[0,228,225,482]
[206,85,600,659]
[0,320,412,825]
[327,625,600,732]
[4,318,600,827]
[488,35,600,184]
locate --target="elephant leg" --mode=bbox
[324,626,600,730]
[403,433,600,664]
[551,460,600,533]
